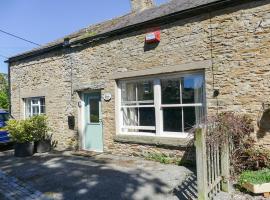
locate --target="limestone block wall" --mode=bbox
[9,0,270,155]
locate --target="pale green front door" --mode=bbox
[84,92,103,152]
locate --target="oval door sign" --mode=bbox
[103,93,112,101]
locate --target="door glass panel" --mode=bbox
[161,79,180,104]
[89,99,99,123]
[163,107,182,132]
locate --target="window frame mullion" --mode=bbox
[154,79,162,136]
[179,78,184,133]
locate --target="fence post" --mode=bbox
[195,128,208,200]
[221,137,230,193]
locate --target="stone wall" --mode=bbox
[9,0,270,158]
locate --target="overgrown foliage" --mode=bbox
[239,168,270,185]
[206,112,270,175]
[6,115,51,143]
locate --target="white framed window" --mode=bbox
[24,97,45,118]
[117,71,205,138]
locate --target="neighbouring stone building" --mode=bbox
[7,0,270,159]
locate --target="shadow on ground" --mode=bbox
[173,174,197,200]
[0,150,195,200]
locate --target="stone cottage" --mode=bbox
[6,0,270,158]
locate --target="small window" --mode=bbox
[25,97,46,118]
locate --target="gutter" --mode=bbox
[6,0,256,63]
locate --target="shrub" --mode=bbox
[6,115,51,143]
[234,146,270,172]
[206,112,270,175]
[6,119,34,143]
[29,115,51,141]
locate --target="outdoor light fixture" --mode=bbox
[213,89,220,97]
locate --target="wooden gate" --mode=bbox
[195,128,230,200]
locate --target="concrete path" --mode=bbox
[0,150,196,200]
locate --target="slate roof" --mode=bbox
[7,0,244,62]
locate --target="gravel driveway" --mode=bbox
[0,150,195,200]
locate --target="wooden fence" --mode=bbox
[195,128,230,200]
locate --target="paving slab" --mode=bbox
[0,170,50,200]
[0,150,195,200]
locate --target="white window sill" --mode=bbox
[118,131,193,138]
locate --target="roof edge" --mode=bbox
[7,0,254,63]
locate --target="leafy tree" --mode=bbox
[0,73,9,109]
[0,90,8,109]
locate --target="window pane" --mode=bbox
[25,99,31,117]
[161,79,180,104]
[182,75,204,104]
[32,99,39,105]
[123,108,138,126]
[183,107,196,132]
[32,106,39,116]
[40,98,45,106]
[40,106,46,114]
[89,99,99,123]
[121,82,136,103]
[163,107,182,132]
[137,81,154,102]
[139,107,155,126]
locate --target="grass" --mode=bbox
[145,153,173,164]
[144,152,195,167]
[239,168,270,185]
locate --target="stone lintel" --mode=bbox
[74,81,106,92]
[111,60,211,80]
[20,88,48,99]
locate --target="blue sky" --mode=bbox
[0,0,168,73]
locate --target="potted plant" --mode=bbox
[239,168,270,198]
[6,119,35,157]
[31,115,51,153]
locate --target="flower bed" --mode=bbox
[240,169,270,197]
